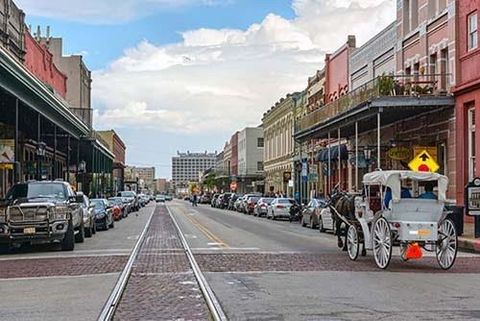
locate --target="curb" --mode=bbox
[458,237,480,253]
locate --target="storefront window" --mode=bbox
[468,107,476,180]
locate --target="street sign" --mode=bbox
[408,150,439,173]
[387,146,411,161]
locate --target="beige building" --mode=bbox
[263,93,301,196]
[154,178,167,193]
[39,37,92,127]
[125,166,155,191]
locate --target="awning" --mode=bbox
[316,144,348,162]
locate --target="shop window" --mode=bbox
[468,12,478,51]
[468,107,476,181]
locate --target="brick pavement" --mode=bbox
[196,252,480,274]
[0,255,128,279]
[114,205,211,321]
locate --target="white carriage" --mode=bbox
[346,170,458,270]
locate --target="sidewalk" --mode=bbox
[458,222,480,253]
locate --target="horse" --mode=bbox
[328,190,356,251]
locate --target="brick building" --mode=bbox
[454,0,480,213]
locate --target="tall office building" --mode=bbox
[172,151,217,188]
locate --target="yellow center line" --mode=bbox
[176,206,229,248]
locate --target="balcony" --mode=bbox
[295,74,453,140]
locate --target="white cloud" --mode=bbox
[16,0,230,24]
[93,0,395,135]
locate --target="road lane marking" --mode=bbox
[177,206,229,248]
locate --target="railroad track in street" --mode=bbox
[101,204,227,321]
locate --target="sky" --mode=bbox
[17,0,396,179]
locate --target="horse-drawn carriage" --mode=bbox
[332,170,457,270]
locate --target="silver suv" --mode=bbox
[0,181,84,251]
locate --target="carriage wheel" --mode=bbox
[436,218,457,270]
[400,243,409,262]
[373,217,392,269]
[347,225,360,261]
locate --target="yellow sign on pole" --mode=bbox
[408,150,440,173]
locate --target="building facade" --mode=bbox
[171,151,217,189]
[24,30,67,98]
[154,178,167,194]
[263,93,299,196]
[97,130,126,195]
[40,37,92,127]
[237,126,264,194]
[0,0,25,62]
[454,0,480,212]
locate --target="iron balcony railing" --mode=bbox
[296,73,452,134]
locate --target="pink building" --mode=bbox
[324,36,356,103]
[24,30,67,98]
[454,0,480,220]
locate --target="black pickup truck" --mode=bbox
[0,181,85,251]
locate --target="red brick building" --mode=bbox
[24,30,67,98]
[454,0,480,211]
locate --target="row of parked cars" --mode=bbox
[0,180,152,252]
[206,192,336,233]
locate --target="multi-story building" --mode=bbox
[230,132,239,177]
[0,0,25,62]
[296,1,456,200]
[263,93,300,196]
[454,1,480,216]
[171,151,217,189]
[237,126,264,194]
[154,178,167,194]
[97,130,126,195]
[134,167,155,191]
[24,29,67,98]
[39,36,92,127]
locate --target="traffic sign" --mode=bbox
[408,150,439,173]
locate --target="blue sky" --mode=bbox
[23,1,295,70]
[17,0,396,179]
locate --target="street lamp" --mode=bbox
[79,160,86,193]
[36,141,46,180]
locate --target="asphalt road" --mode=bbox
[0,203,155,321]
[168,200,480,321]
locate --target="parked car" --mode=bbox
[165,195,173,201]
[91,199,114,230]
[218,193,233,209]
[240,193,262,213]
[254,197,274,217]
[267,198,296,220]
[108,198,123,221]
[80,194,96,237]
[228,194,242,210]
[109,197,128,218]
[234,196,245,212]
[118,191,139,211]
[210,194,219,207]
[0,181,85,251]
[301,198,328,229]
[200,194,211,204]
[245,196,261,214]
[156,194,166,203]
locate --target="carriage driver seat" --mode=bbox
[368,185,382,214]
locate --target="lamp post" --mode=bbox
[36,141,46,181]
[79,160,86,193]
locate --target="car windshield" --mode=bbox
[278,199,292,204]
[6,183,66,200]
[120,191,135,197]
[91,200,105,209]
[262,198,274,204]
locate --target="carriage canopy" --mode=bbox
[362,170,448,202]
